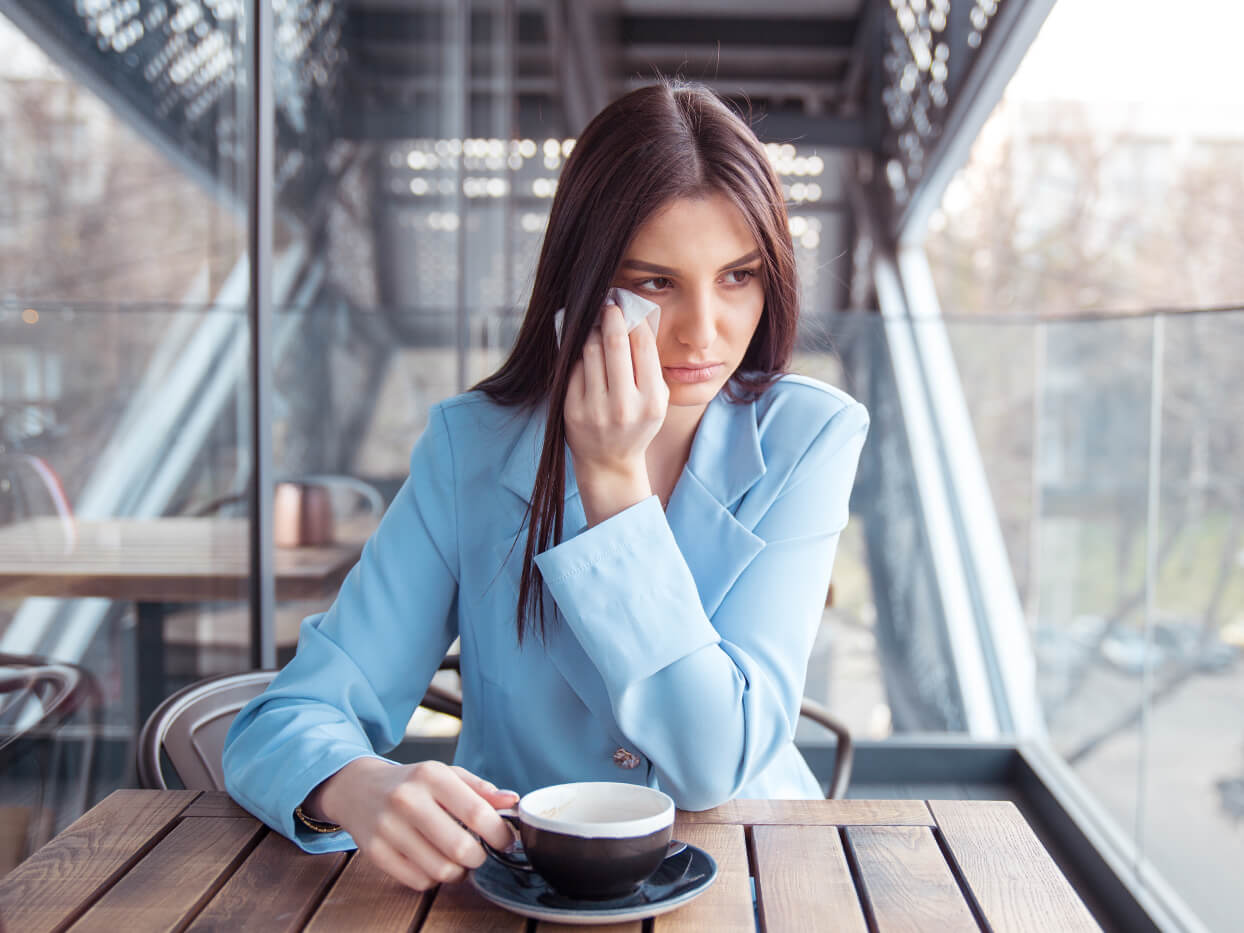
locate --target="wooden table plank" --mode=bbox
[653,823,752,932]
[752,825,869,933]
[0,789,198,933]
[185,830,348,932]
[303,851,430,933]
[536,919,642,933]
[929,800,1102,932]
[675,798,933,827]
[845,826,980,933]
[68,817,263,932]
[181,792,254,820]
[420,877,528,932]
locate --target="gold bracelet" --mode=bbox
[294,804,342,834]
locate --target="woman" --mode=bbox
[223,80,869,892]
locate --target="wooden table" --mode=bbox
[0,517,372,718]
[0,517,369,603]
[0,790,1102,932]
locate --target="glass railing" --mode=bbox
[938,307,1244,933]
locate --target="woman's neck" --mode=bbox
[646,402,708,506]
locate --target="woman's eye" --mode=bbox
[723,269,757,285]
[637,276,673,291]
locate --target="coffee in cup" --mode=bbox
[483,781,679,900]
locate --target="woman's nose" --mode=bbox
[674,289,717,348]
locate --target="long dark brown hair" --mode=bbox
[474,80,799,643]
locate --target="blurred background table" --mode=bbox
[0,790,1102,932]
[0,517,372,719]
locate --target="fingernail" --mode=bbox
[498,788,519,797]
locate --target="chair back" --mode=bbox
[0,661,83,756]
[798,698,854,799]
[136,670,276,790]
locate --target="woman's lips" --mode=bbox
[663,363,723,384]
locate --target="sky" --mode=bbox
[1006,0,1244,137]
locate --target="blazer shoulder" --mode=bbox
[431,390,534,448]
[757,374,869,441]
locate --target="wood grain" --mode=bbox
[184,829,347,932]
[303,851,430,933]
[536,919,642,932]
[68,817,263,932]
[930,799,1102,932]
[180,792,253,820]
[675,798,932,827]
[420,878,528,932]
[845,826,979,932]
[752,825,868,933]
[653,823,753,932]
[0,789,197,933]
[0,517,371,601]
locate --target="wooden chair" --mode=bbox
[137,658,854,798]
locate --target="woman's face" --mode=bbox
[611,192,766,411]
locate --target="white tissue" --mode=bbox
[553,287,661,347]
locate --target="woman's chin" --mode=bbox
[665,379,725,408]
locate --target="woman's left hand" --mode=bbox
[565,302,668,525]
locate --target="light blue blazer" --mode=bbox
[223,374,869,853]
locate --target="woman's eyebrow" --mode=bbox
[621,249,763,275]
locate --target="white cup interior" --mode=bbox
[518,782,674,838]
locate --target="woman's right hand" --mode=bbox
[307,757,520,891]
[564,302,668,526]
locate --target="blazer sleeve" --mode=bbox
[534,399,868,810]
[222,405,461,852]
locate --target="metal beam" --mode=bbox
[564,0,611,118]
[849,173,1001,738]
[247,0,276,671]
[896,246,1046,740]
[546,0,611,133]
[620,43,853,73]
[745,109,876,149]
[337,95,564,141]
[620,14,856,48]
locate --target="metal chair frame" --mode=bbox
[136,667,464,791]
[0,654,102,857]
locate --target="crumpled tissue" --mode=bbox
[553,287,661,347]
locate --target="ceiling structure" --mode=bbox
[0,0,1047,237]
[341,0,876,147]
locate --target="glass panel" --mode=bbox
[0,1,248,861]
[939,308,1244,930]
[1032,315,1154,848]
[923,0,1244,921]
[1144,309,1244,933]
[267,0,547,737]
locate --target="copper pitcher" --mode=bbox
[273,481,335,548]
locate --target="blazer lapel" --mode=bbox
[665,392,767,618]
[501,392,769,619]
[498,401,586,534]
[491,392,766,746]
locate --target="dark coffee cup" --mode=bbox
[483,781,678,900]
